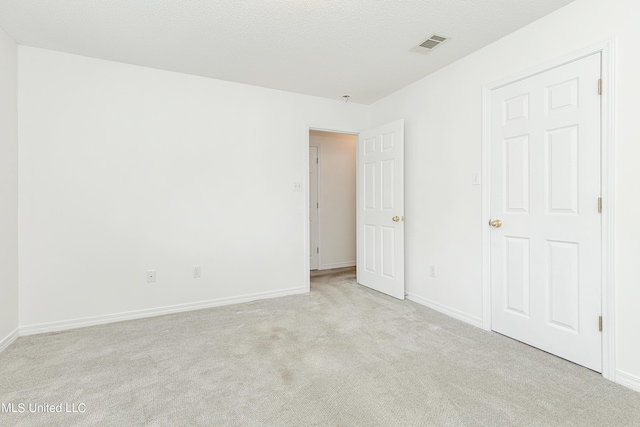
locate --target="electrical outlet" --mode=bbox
[147,270,156,283]
[293,181,302,192]
[429,265,436,277]
[193,266,201,278]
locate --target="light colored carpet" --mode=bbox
[1,267,638,426]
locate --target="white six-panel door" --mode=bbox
[490,53,602,371]
[357,120,405,299]
[309,146,319,270]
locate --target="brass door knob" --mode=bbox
[489,219,502,228]
[392,216,400,222]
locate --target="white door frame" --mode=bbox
[309,144,321,270]
[481,39,616,380]
[303,124,359,292]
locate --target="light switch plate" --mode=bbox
[471,172,481,185]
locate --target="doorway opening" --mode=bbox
[308,130,357,273]
[304,120,405,300]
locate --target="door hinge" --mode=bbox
[598,79,602,95]
[599,316,603,332]
[316,202,319,208]
[598,197,602,213]
[317,247,319,254]
[316,157,319,164]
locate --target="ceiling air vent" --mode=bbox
[412,34,450,54]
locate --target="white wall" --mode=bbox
[18,47,369,331]
[0,27,19,349]
[309,131,356,269]
[370,0,640,387]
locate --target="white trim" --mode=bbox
[309,143,321,270]
[308,125,359,136]
[599,39,617,381]
[481,39,616,378]
[407,293,483,328]
[0,328,19,353]
[19,286,307,336]
[356,131,361,287]
[481,84,492,331]
[303,127,317,289]
[320,261,356,270]
[615,371,640,393]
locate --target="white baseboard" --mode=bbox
[20,286,308,336]
[320,261,356,270]
[406,292,483,328]
[0,328,19,353]
[616,370,640,393]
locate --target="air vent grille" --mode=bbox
[420,39,440,49]
[412,34,450,54]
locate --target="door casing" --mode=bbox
[481,39,616,380]
[309,145,320,270]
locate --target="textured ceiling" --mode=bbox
[0,0,575,104]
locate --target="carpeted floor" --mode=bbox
[0,267,639,426]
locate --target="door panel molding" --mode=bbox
[481,39,616,380]
[357,119,405,300]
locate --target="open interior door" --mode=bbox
[357,120,405,299]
